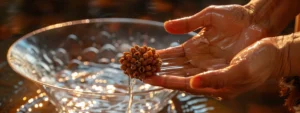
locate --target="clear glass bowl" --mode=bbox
[7,18,195,113]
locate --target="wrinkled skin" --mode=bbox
[190,38,280,99]
[157,5,268,75]
[143,5,282,99]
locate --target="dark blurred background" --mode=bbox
[0,0,253,42]
[0,0,259,62]
[0,0,296,45]
[0,0,297,40]
[0,1,297,113]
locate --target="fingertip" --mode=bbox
[190,75,202,89]
[164,20,176,33]
[164,19,186,34]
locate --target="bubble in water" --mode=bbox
[55,48,70,66]
[67,59,82,70]
[81,47,99,61]
[114,53,123,64]
[62,34,83,58]
[99,44,117,59]
[82,36,96,48]
[119,43,132,52]
[68,34,78,40]
[170,42,180,47]
[101,44,117,52]
[98,58,110,64]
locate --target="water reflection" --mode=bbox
[17,91,48,113]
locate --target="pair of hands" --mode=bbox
[144,5,282,99]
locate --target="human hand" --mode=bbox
[155,4,268,77]
[143,2,300,99]
[145,38,282,99]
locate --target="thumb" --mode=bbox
[164,8,213,34]
[190,66,240,89]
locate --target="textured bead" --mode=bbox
[120,45,162,80]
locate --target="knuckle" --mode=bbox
[207,5,217,9]
[229,4,243,9]
[205,5,217,12]
[257,38,278,50]
[231,8,248,20]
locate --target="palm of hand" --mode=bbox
[160,5,267,76]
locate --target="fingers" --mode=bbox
[190,70,225,89]
[185,88,238,100]
[143,75,191,91]
[156,45,185,59]
[143,75,238,99]
[190,65,242,89]
[164,8,213,34]
[159,68,205,77]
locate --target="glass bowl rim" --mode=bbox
[7,18,196,96]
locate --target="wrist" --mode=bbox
[244,0,300,36]
[275,33,300,113]
[287,33,300,76]
[273,32,300,78]
[271,35,292,79]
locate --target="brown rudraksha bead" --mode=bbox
[119,45,162,80]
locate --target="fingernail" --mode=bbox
[190,76,202,89]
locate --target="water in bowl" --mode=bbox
[42,61,160,112]
[7,19,191,112]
